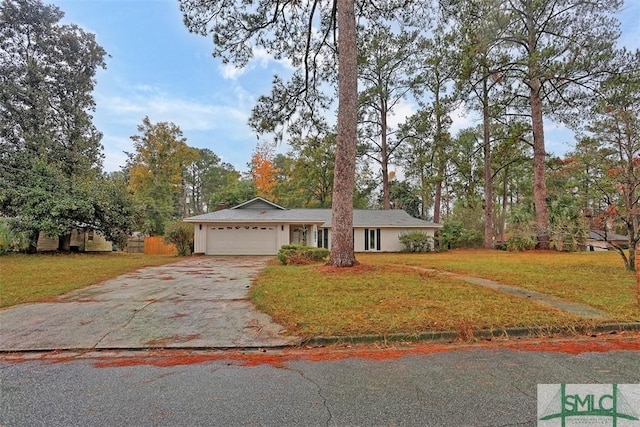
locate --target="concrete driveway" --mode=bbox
[0,257,300,351]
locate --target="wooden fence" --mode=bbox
[127,237,145,254]
[143,236,177,255]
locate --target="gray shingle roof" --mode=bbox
[588,230,628,241]
[184,198,440,228]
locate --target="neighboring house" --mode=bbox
[585,230,629,251]
[184,197,442,255]
[37,229,113,252]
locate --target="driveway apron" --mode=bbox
[0,257,300,351]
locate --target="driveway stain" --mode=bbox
[0,257,300,351]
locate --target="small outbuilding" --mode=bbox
[184,197,442,255]
[36,229,113,252]
[585,230,629,251]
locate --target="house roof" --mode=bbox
[184,197,441,228]
[588,230,628,241]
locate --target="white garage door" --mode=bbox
[206,224,278,255]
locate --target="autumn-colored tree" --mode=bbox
[126,117,197,235]
[249,142,278,200]
[582,50,640,271]
[287,133,336,208]
[180,0,418,267]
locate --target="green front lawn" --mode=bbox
[2,250,637,340]
[359,250,638,321]
[0,253,179,307]
[251,251,639,338]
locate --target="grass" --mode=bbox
[251,251,640,338]
[358,250,639,321]
[3,250,638,340]
[0,252,179,308]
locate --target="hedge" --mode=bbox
[277,244,329,265]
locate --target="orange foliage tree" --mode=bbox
[249,142,278,200]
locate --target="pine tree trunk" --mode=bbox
[433,91,444,225]
[526,6,550,250]
[381,100,390,210]
[530,77,550,250]
[636,266,640,306]
[500,164,509,246]
[328,0,357,267]
[482,79,494,249]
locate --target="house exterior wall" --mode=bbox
[37,230,112,252]
[191,222,438,255]
[36,232,58,251]
[277,224,290,249]
[354,227,436,252]
[74,229,112,252]
[193,224,207,254]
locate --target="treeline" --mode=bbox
[1,0,638,270]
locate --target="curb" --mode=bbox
[301,322,640,347]
[2,323,638,354]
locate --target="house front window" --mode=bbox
[317,228,329,249]
[364,228,381,251]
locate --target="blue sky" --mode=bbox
[50,0,640,174]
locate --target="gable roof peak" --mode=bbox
[231,197,287,211]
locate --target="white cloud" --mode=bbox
[219,47,295,80]
[101,135,132,173]
[97,88,248,132]
[387,98,417,130]
[94,85,253,172]
[449,103,477,136]
[220,63,246,80]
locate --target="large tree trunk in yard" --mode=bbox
[433,91,444,226]
[328,0,358,267]
[381,100,390,210]
[433,173,442,224]
[530,76,550,250]
[500,164,508,246]
[482,79,494,249]
[636,250,639,305]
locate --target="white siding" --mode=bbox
[354,227,436,252]
[191,222,438,255]
[193,223,207,254]
[380,228,435,252]
[354,228,365,252]
[276,224,290,249]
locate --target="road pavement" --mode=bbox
[1,343,639,426]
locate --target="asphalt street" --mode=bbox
[1,345,639,427]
